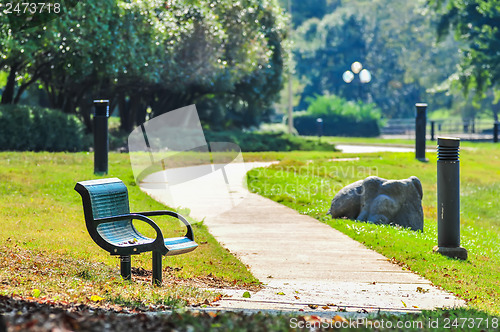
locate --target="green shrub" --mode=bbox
[204,130,336,152]
[0,104,85,151]
[294,94,383,137]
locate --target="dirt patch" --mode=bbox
[131,267,262,292]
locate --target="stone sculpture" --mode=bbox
[327,176,424,231]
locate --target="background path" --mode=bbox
[335,144,434,153]
[142,159,465,316]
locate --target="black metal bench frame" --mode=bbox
[75,177,197,285]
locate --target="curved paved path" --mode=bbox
[142,160,465,316]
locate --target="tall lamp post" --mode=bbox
[316,118,323,141]
[287,0,294,134]
[342,61,372,100]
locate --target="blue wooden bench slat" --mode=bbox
[74,177,198,285]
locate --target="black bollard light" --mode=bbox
[430,121,435,141]
[433,137,468,260]
[494,122,499,143]
[415,103,427,161]
[93,100,109,175]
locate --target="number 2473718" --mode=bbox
[3,2,61,14]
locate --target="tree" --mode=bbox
[428,0,500,97]
[277,0,341,27]
[292,0,462,118]
[0,0,287,131]
[0,0,81,104]
[0,21,49,104]
[293,11,368,110]
[0,0,125,133]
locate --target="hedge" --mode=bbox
[293,115,380,137]
[294,94,382,137]
[204,131,336,152]
[0,104,85,151]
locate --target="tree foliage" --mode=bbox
[291,0,463,119]
[0,0,287,131]
[429,0,500,97]
[294,11,368,110]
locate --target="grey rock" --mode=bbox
[327,176,424,231]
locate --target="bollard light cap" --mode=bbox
[437,137,460,147]
[93,100,110,117]
[415,103,427,114]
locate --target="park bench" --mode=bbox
[74,178,198,285]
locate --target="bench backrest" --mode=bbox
[85,179,130,219]
[75,178,134,250]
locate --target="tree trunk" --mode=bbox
[127,95,139,132]
[135,100,147,127]
[13,62,49,104]
[151,90,192,118]
[118,94,131,132]
[80,103,93,134]
[1,64,18,104]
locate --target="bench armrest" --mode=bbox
[134,211,195,241]
[95,213,164,243]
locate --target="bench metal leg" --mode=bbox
[152,251,162,286]
[120,255,131,281]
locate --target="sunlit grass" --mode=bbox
[0,152,259,308]
[309,135,499,150]
[247,144,500,316]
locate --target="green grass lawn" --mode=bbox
[309,135,416,146]
[305,135,498,148]
[247,142,500,316]
[1,146,499,330]
[0,152,259,308]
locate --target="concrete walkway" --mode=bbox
[335,144,435,154]
[141,161,465,316]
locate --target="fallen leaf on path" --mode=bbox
[416,287,429,293]
[308,304,318,309]
[90,295,104,302]
[242,292,251,298]
[304,315,322,327]
[32,289,41,298]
